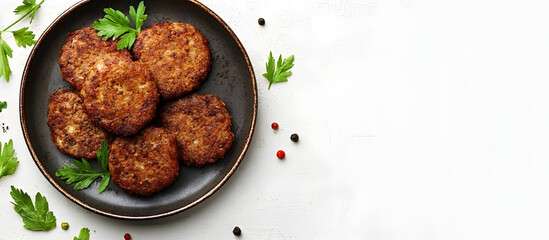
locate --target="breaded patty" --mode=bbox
[81,58,159,136]
[109,126,179,196]
[133,22,211,99]
[47,89,111,160]
[159,94,234,167]
[58,27,132,90]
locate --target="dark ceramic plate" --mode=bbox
[20,0,256,219]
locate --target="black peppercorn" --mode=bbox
[258,18,265,26]
[233,226,242,236]
[290,133,299,142]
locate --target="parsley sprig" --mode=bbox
[263,52,295,89]
[74,227,90,240]
[92,1,147,50]
[10,186,57,231]
[0,139,19,179]
[55,141,111,193]
[0,0,44,81]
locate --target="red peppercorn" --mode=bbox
[276,150,285,159]
[271,122,279,130]
[124,233,131,240]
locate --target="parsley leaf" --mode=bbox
[56,159,108,190]
[14,0,36,15]
[74,227,90,240]
[96,140,109,172]
[0,101,6,112]
[262,52,295,89]
[55,141,111,193]
[93,8,133,40]
[11,27,36,47]
[0,37,13,81]
[14,0,43,22]
[0,140,19,179]
[0,0,43,82]
[92,1,147,50]
[10,186,57,231]
[129,1,147,31]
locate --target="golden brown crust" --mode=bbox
[159,94,234,167]
[47,89,111,160]
[109,126,179,196]
[133,22,211,99]
[58,27,132,90]
[80,58,159,136]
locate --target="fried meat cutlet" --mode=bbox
[159,94,234,167]
[80,58,159,136]
[109,126,179,196]
[47,89,111,160]
[58,27,132,90]
[133,22,211,99]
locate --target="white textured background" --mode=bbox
[1,0,549,239]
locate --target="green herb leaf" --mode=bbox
[14,0,43,23]
[0,37,13,81]
[263,52,275,83]
[14,0,36,16]
[56,159,106,190]
[98,173,111,193]
[1,0,43,82]
[0,101,6,112]
[56,141,111,193]
[262,52,295,89]
[92,1,146,50]
[129,1,147,31]
[74,227,90,240]
[0,140,19,179]
[92,8,133,40]
[11,27,36,48]
[117,31,137,50]
[10,186,57,231]
[96,141,109,172]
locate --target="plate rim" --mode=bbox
[19,0,257,220]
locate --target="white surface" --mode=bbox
[1,0,549,239]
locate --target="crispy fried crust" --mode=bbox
[81,58,159,136]
[47,89,111,160]
[58,27,132,90]
[159,94,234,167]
[109,126,179,196]
[133,22,211,99]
